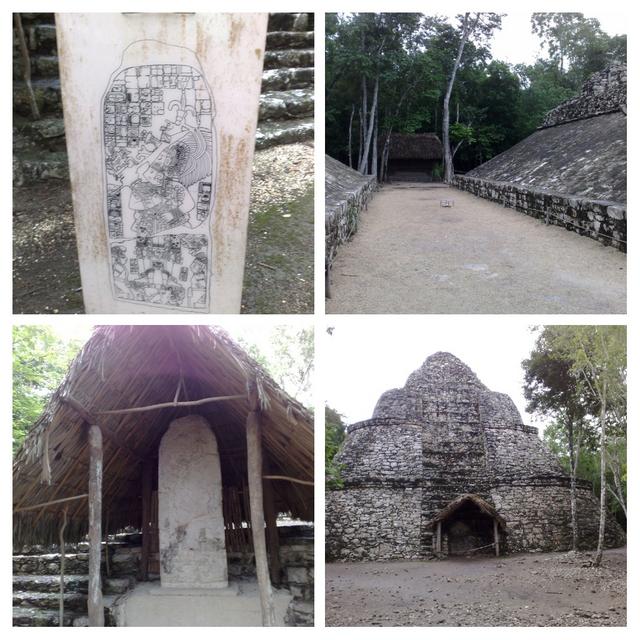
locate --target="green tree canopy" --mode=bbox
[13,325,83,452]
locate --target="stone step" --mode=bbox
[262,67,314,92]
[255,118,314,150]
[13,150,69,186]
[266,31,314,51]
[13,574,133,596]
[13,77,62,117]
[263,48,313,71]
[13,53,60,81]
[13,606,76,627]
[14,553,89,576]
[25,23,58,55]
[13,574,88,594]
[260,88,314,121]
[268,13,313,33]
[14,591,88,613]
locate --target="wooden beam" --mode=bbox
[97,393,247,415]
[88,425,104,627]
[246,380,276,626]
[494,519,500,557]
[13,493,88,513]
[62,395,145,462]
[262,474,314,487]
[139,459,153,581]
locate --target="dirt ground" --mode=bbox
[327,184,626,314]
[326,548,626,627]
[13,143,313,315]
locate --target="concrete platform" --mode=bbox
[112,580,292,626]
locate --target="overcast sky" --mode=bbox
[467,11,628,66]
[324,317,545,430]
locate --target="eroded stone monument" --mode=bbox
[158,415,227,589]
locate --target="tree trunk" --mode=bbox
[347,104,355,168]
[593,379,607,567]
[568,418,578,552]
[14,13,41,120]
[372,110,378,180]
[442,14,474,183]
[359,76,367,170]
[246,383,276,626]
[359,76,379,175]
[88,425,104,627]
[358,107,363,172]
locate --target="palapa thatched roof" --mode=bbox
[388,133,442,160]
[13,325,314,547]
[426,494,506,529]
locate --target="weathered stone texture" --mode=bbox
[541,64,626,128]
[326,488,423,561]
[453,175,626,252]
[325,155,377,268]
[326,352,626,561]
[158,416,227,589]
[454,64,626,250]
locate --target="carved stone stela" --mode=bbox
[158,416,228,589]
[102,41,216,311]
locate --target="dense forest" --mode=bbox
[326,12,626,177]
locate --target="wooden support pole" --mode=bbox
[88,425,104,627]
[139,459,153,581]
[263,471,282,586]
[494,520,500,557]
[246,381,276,626]
[436,521,442,553]
[58,507,68,627]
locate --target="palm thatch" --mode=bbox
[13,325,313,548]
[426,494,506,529]
[388,133,442,160]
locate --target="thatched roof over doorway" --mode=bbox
[426,494,506,529]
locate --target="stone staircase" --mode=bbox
[13,540,138,627]
[13,12,314,185]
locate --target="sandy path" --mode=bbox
[326,548,626,627]
[326,184,626,314]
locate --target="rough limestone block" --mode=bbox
[159,415,227,589]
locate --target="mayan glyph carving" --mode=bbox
[103,41,216,310]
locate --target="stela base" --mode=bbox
[112,580,292,626]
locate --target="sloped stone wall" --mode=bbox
[453,175,626,252]
[325,155,377,271]
[541,64,626,128]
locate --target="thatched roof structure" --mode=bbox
[388,133,442,160]
[426,494,506,529]
[13,326,313,547]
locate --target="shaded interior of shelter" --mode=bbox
[386,132,443,183]
[442,501,497,556]
[13,326,314,575]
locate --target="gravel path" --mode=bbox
[326,548,627,627]
[326,184,626,314]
